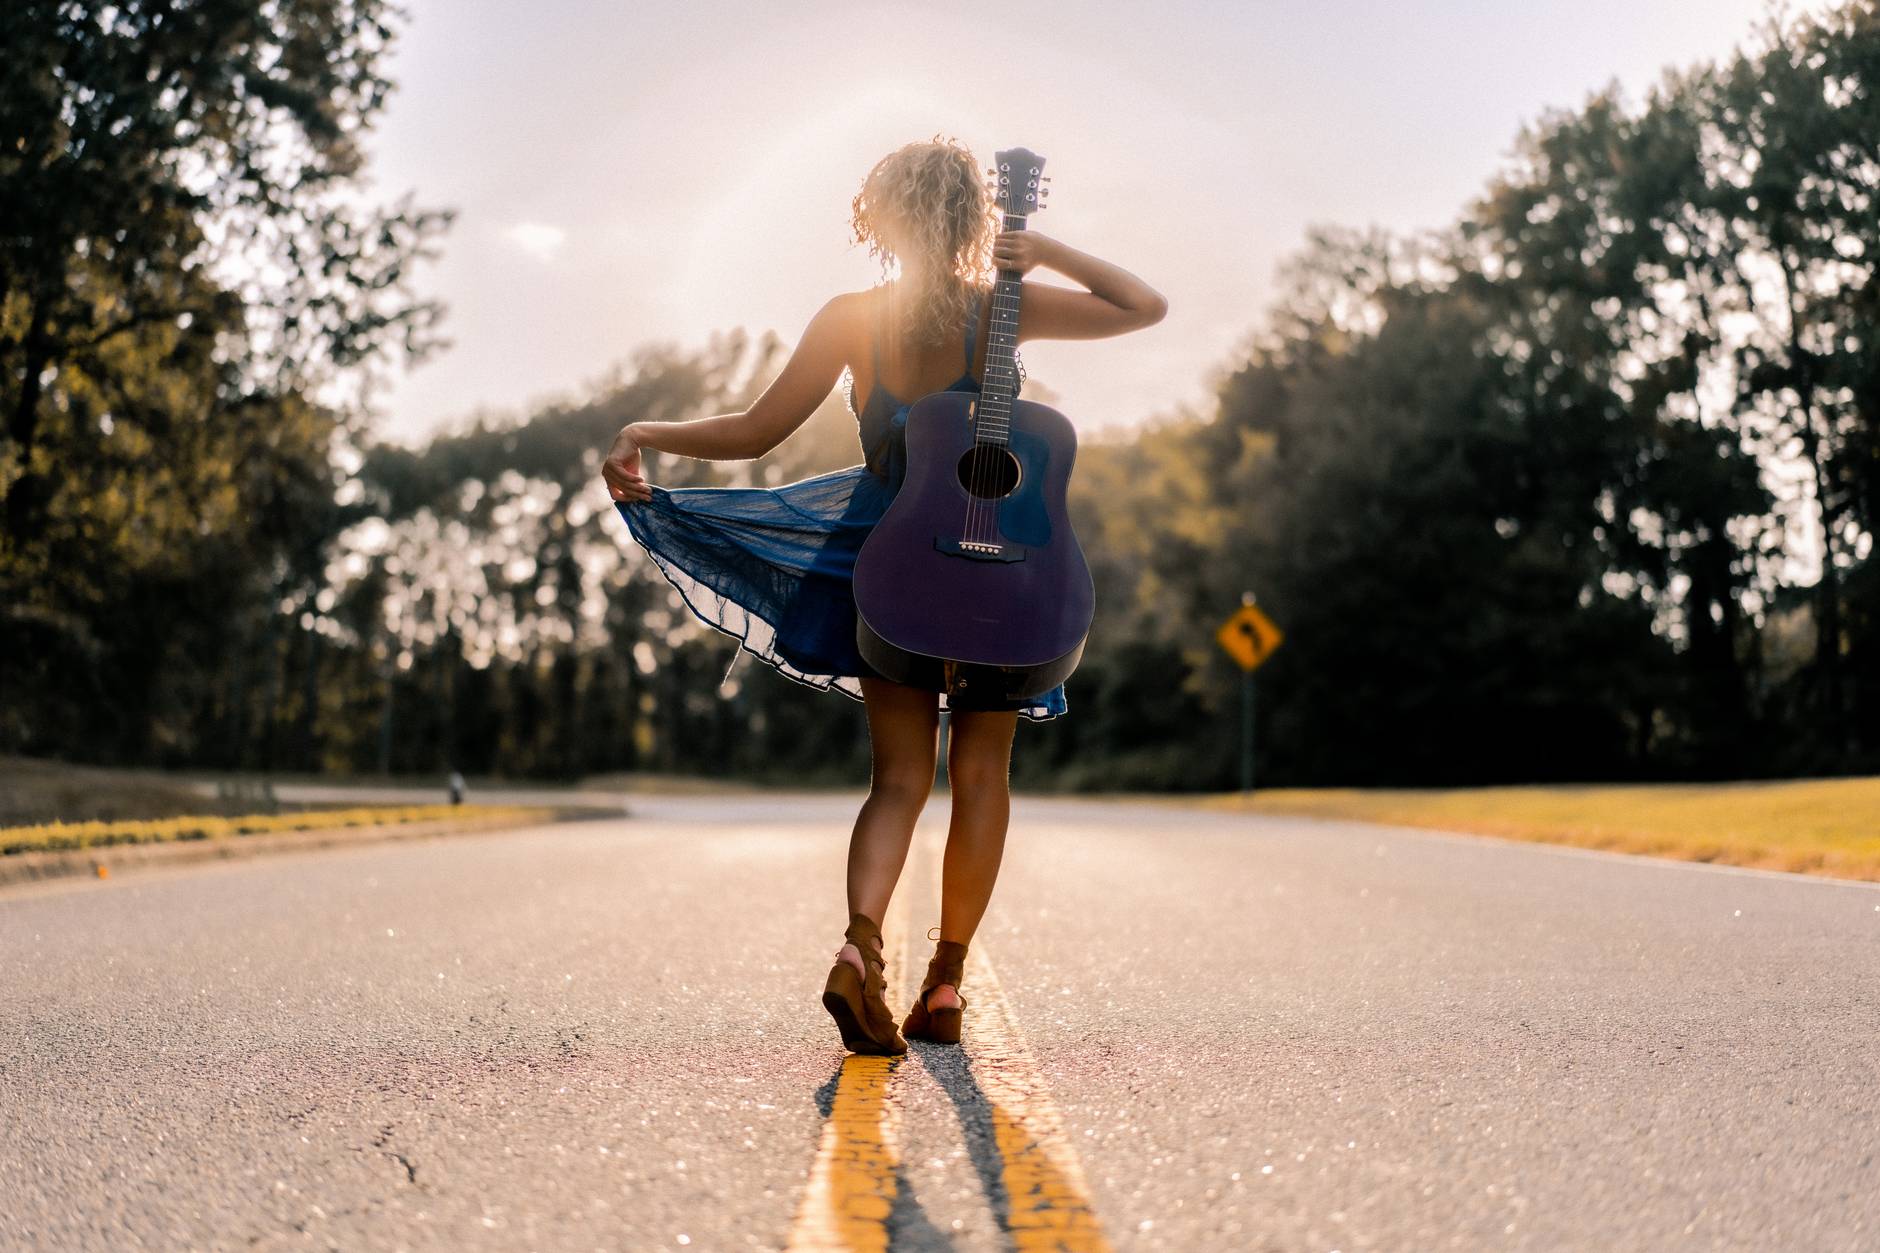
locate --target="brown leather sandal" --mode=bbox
[902,926,969,1045]
[822,911,907,1055]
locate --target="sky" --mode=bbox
[360,0,1809,447]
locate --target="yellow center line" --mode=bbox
[960,945,1115,1252]
[787,826,1115,1251]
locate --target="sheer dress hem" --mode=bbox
[617,475,1068,723]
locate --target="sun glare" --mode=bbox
[671,80,997,335]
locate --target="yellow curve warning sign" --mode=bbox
[1216,603,1284,672]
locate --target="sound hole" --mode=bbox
[956,445,1021,499]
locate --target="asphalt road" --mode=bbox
[3,793,1877,1251]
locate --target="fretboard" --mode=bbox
[974,210,1029,446]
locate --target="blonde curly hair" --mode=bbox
[849,135,996,350]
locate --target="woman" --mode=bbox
[600,136,1165,1055]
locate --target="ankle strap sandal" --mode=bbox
[821,911,907,1055]
[902,926,969,1045]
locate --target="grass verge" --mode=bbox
[1,804,549,856]
[1192,777,1880,882]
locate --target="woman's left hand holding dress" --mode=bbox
[603,424,653,504]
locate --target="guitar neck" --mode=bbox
[975,210,1029,447]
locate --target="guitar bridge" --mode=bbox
[933,536,1027,563]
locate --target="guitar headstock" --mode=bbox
[986,147,1050,216]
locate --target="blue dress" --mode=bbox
[614,293,1070,722]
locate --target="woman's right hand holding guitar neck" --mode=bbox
[993,230,1168,340]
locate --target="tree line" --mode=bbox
[3,1,1874,788]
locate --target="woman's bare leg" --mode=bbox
[927,708,1019,1010]
[835,677,940,976]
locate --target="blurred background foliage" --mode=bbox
[2,1,1876,788]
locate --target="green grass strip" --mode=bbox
[1,804,546,855]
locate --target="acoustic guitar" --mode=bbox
[852,146,1094,704]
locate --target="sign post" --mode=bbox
[1215,592,1284,795]
[1240,663,1255,792]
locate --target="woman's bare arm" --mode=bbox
[991,231,1168,341]
[601,296,854,502]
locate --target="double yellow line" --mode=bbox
[787,838,1114,1252]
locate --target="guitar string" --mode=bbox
[968,196,1029,545]
[962,200,992,544]
[983,235,1025,539]
[966,267,996,545]
[966,282,993,545]
[965,196,1016,545]
[980,258,1018,540]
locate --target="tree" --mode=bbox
[0,0,450,758]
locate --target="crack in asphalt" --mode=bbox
[366,1123,420,1187]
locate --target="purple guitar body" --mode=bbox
[852,147,1094,703]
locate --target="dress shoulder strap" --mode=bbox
[870,286,886,376]
[963,290,980,374]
